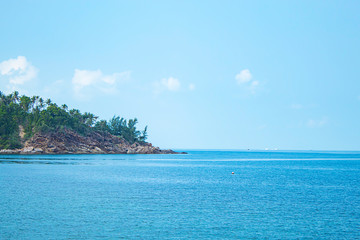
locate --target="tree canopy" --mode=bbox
[0,91,148,149]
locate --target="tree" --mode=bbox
[30,96,36,112]
[46,99,52,107]
[139,126,148,142]
[61,104,68,111]
[109,116,125,136]
[38,98,45,111]
[0,92,150,149]
[12,91,20,103]
[19,95,31,112]
[83,112,98,127]
[121,118,141,144]
[94,120,110,132]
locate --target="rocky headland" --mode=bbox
[0,129,184,155]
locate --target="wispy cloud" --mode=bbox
[307,117,328,128]
[0,56,38,86]
[72,69,130,99]
[235,69,259,94]
[161,77,180,91]
[189,83,195,91]
[154,77,181,94]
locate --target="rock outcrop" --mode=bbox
[0,129,185,155]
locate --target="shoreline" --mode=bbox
[0,148,187,155]
[0,129,186,155]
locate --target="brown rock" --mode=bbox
[2,128,186,155]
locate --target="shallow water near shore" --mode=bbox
[1,150,360,239]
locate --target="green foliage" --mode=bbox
[94,120,110,132]
[139,126,148,142]
[105,116,147,143]
[83,112,98,127]
[108,116,125,136]
[0,91,149,149]
[0,93,24,149]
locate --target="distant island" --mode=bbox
[0,91,184,154]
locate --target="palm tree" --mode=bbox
[94,120,110,132]
[124,118,140,143]
[46,99,52,107]
[139,126,148,142]
[109,116,127,136]
[61,104,68,111]
[38,98,44,110]
[12,91,20,103]
[19,95,31,112]
[0,91,5,104]
[69,109,82,126]
[30,96,37,112]
[83,112,98,127]
[4,93,13,105]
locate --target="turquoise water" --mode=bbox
[1,150,360,239]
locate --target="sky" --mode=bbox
[1,0,360,150]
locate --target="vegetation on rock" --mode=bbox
[0,91,148,150]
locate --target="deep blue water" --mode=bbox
[1,150,360,239]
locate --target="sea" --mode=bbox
[1,150,360,239]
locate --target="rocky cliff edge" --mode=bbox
[0,129,185,154]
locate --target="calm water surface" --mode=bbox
[1,150,360,239]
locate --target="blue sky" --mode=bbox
[1,0,360,150]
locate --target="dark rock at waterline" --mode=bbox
[0,129,186,155]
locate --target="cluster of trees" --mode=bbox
[0,91,148,149]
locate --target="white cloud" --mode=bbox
[72,69,102,91]
[250,80,259,88]
[235,69,260,94]
[189,83,195,91]
[72,69,130,98]
[154,77,181,94]
[161,77,180,91]
[307,117,328,128]
[236,69,252,84]
[0,56,38,85]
